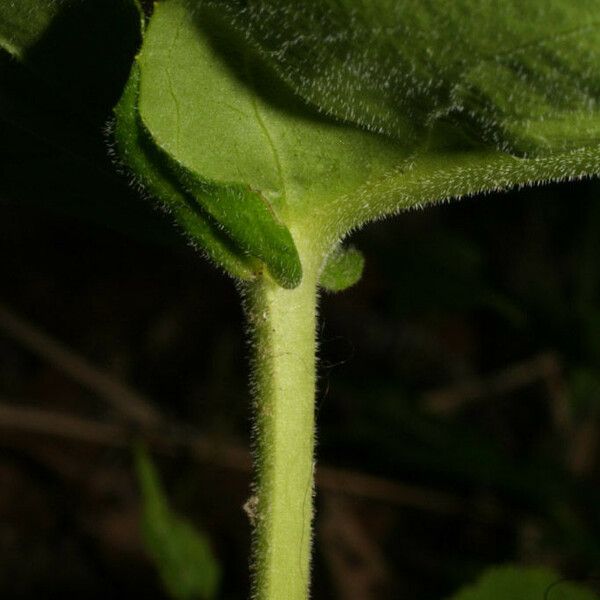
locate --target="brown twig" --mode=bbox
[0,401,462,513]
[0,402,128,446]
[0,300,465,513]
[319,495,392,600]
[316,465,462,514]
[422,351,564,416]
[0,301,162,427]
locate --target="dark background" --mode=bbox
[1,2,600,598]
[2,178,600,599]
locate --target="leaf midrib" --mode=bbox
[245,60,289,209]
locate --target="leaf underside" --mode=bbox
[131,0,402,287]
[215,0,600,156]
[126,0,600,288]
[4,0,600,289]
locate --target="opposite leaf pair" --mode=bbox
[114,0,600,295]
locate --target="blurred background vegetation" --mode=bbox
[1,1,600,597]
[2,167,600,598]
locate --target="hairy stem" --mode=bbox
[243,233,322,600]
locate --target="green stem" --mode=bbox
[243,232,322,600]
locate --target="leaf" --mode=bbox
[127,0,600,290]
[448,566,599,600]
[215,0,600,155]
[115,61,301,286]
[0,1,62,60]
[114,64,258,280]
[0,0,141,167]
[320,245,364,292]
[143,114,304,288]
[131,0,409,286]
[134,445,221,600]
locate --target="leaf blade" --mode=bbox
[114,64,258,281]
[135,445,221,600]
[214,0,600,155]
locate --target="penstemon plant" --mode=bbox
[3,0,600,598]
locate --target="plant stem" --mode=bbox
[243,232,322,600]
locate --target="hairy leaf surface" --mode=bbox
[137,0,407,211]
[0,1,60,60]
[114,66,258,280]
[216,0,600,156]
[129,0,600,291]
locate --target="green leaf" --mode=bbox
[320,245,365,292]
[114,0,320,287]
[0,1,62,60]
[448,566,599,600]
[134,445,221,600]
[216,0,600,156]
[126,0,600,291]
[0,0,142,168]
[143,118,304,288]
[131,0,409,285]
[114,64,258,280]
